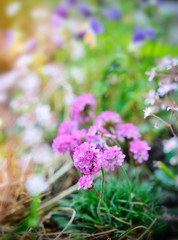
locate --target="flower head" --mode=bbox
[132,26,156,45]
[104,7,121,21]
[129,140,151,163]
[117,123,141,140]
[89,18,104,35]
[144,107,154,119]
[73,142,102,175]
[52,134,80,155]
[94,111,122,134]
[55,2,68,18]
[102,146,125,171]
[86,126,105,149]
[77,3,91,17]
[58,120,78,135]
[144,89,158,105]
[73,129,87,142]
[163,137,178,153]
[132,26,145,45]
[77,175,93,190]
[71,94,97,123]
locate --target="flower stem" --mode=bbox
[97,168,111,224]
[97,167,105,224]
[151,113,178,141]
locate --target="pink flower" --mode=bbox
[86,126,105,149]
[77,175,93,190]
[52,134,80,155]
[73,129,87,142]
[94,111,122,134]
[71,94,97,123]
[73,142,102,175]
[102,146,125,171]
[117,123,141,140]
[58,120,78,135]
[129,140,151,163]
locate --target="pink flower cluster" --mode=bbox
[117,123,141,140]
[73,142,102,175]
[77,175,93,190]
[52,94,151,190]
[129,140,151,163]
[94,111,122,134]
[71,94,97,123]
[86,126,105,149]
[58,120,78,135]
[102,146,125,171]
[52,134,80,154]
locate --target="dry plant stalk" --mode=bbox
[0,155,32,226]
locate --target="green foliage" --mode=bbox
[52,167,167,239]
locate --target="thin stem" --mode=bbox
[120,166,131,193]
[97,168,111,224]
[97,167,105,224]
[151,113,178,140]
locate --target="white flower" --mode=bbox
[6,2,21,16]
[146,68,156,81]
[167,104,178,112]
[163,138,178,153]
[170,156,178,166]
[70,40,85,61]
[15,54,33,69]
[144,89,158,105]
[19,73,40,94]
[25,174,48,196]
[21,127,43,147]
[157,82,178,96]
[144,107,154,119]
[34,104,53,127]
[31,144,52,165]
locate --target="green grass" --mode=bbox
[52,166,168,239]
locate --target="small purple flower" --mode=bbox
[144,28,156,39]
[89,18,104,35]
[129,140,151,163]
[51,12,61,27]
[5,30,14,48]
[104,7,121,21]
[132,26,156,45]
[67,0,77,5]
[55,2,68,18]
[132,26,145,45]
[156,0,164,5]
[52,134,80,155]
[102,146,125,171]
[73,142,102,175]
[77,175,93,190]
[94,111,122,134]
[117,123,141,140]
[73,129,87,142]
[76,31,87,39]
[77,3,91,17]
[71,94,97,123]
[58,120,78,135]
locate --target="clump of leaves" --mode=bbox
[51,167,167,239]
